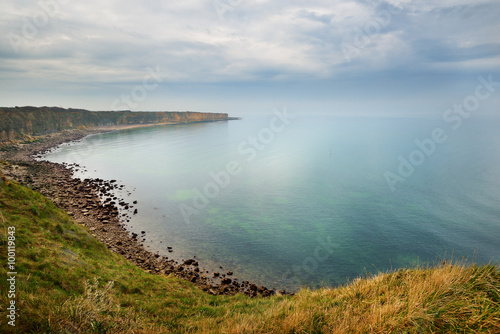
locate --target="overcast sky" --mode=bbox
[1,0,499,116]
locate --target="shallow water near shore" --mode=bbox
[42,114,500,291]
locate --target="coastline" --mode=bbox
[86,118,240,132]
[0,124,282,297]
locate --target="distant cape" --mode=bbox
[0,106,230,142]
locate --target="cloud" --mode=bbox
[1,0,499,111]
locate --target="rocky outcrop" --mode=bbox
[0,130,285,297]
[0,106,229,143]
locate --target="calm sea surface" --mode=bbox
[42,114,500,290]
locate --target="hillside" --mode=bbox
[0,107,229,142]
[0,177,499,333]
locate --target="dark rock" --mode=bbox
[0,130,286,299]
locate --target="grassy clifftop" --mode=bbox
[0,106,228,142]
[0,179,499,333]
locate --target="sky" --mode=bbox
[1,0,499,116]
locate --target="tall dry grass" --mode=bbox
[1,180,499,333]
[188,263,500,333]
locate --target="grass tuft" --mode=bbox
[0,179,499,333]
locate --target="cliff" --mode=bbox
[0,106,229,142]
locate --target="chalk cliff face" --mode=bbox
[0,107,229,142]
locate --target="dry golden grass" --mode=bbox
[1,179,499,333]
[186,263,500,333]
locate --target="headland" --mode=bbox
[0,107,277,297]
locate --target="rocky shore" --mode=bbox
[0,127,285,297]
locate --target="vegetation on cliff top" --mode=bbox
[0,106,228,142]
[0,179,499,333]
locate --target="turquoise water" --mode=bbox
[43,114,500,290]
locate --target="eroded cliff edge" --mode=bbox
[0,106,230,143]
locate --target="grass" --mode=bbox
[0,179,499,333]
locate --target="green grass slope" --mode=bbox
[1,179,499,333]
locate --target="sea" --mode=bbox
[41,112,500,291]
